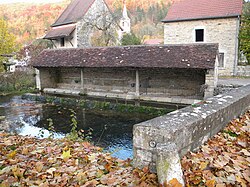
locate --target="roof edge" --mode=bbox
[162,14,241,23]
[51,21,76,27]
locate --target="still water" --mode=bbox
[0,95,158,159]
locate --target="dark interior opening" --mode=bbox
[195,29,204,42]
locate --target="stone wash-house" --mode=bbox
[33,44,219,105]
[162,0,242,76]
[44,0,124,48]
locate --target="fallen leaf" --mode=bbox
[46,167,56,176]
[62,149,71,161]
[7,150,16,159]
[205,179,215,187]
[167,178,183,187]
[35,162,44,172]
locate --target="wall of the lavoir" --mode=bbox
[39,67,207,100]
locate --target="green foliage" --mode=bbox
[239,1,250,64]
[66,109,93,141]
[121,33,141,45]
[0,71,35,94]
[47,118,55,139]
[0,18,18,72]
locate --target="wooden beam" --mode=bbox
[136,69,139,96]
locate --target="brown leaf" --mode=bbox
[21,147,29,155]
[242,170,250,183]
[167,178,183,187]
[35,162,44,172]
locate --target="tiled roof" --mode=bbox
[51,0,96,27]
[44,24,76,39]
[163,0,242,23]
[32,44,218,69]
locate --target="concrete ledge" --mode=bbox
[133,84,250,172]
[43,88,200,105]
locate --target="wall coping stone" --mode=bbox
[133,84,250,183]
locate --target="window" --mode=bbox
[60,38,65,47]
[219,53,224,67]
[195,29,204,42]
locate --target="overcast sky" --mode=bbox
[0,0,63,4]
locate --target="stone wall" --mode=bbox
[133,84,250,172]
[164,17,240,76]
[39,68,59,89]
[52,67,206,100]
[236,65,250,77]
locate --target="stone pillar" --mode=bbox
[135,69,140,97]
[156,143,184,186]
[204,58,218,99]
[35,68,41,90]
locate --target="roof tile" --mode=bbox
[32,44,218,70]
[163,0,243,22]
[52,0,95,26]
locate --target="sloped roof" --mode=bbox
[51,0,96,27]
[163,0,242,23]
[32,44,218,70]
[44,24,76,39]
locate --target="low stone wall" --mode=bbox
[236,65,250,77]
[133,84,250,173]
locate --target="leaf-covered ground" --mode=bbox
[0,110,250,187]
[0,134,158,186]
[182,110,250,187]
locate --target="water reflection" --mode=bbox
[0,96,156,159]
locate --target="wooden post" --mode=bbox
[81,68,84,89]
[136,69,139,97]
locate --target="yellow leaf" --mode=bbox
[7,150,16,159]
[12,166,25,179]
[206,179,215,187]
[200,161,208,170]
[62,149,71,161]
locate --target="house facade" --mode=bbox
[162,0,242,76]
[32,44,218,105]
[44,0,122,48]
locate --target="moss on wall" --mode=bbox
[22,94,173,116]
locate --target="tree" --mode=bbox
[83,7,120,47]
[0,18,18,72]
[121,33,141,45]
[239,1,250,64]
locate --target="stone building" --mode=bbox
[32,44,218,105]
[162,0,242,76]
[44,0,122,48]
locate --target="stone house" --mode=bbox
[44,0,126,48]
[32,44,218,105]
[162,0,242,76]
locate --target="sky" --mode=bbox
[0,0,63,4]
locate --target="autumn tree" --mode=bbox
[0,18,18,72]
[239,1,250,64]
